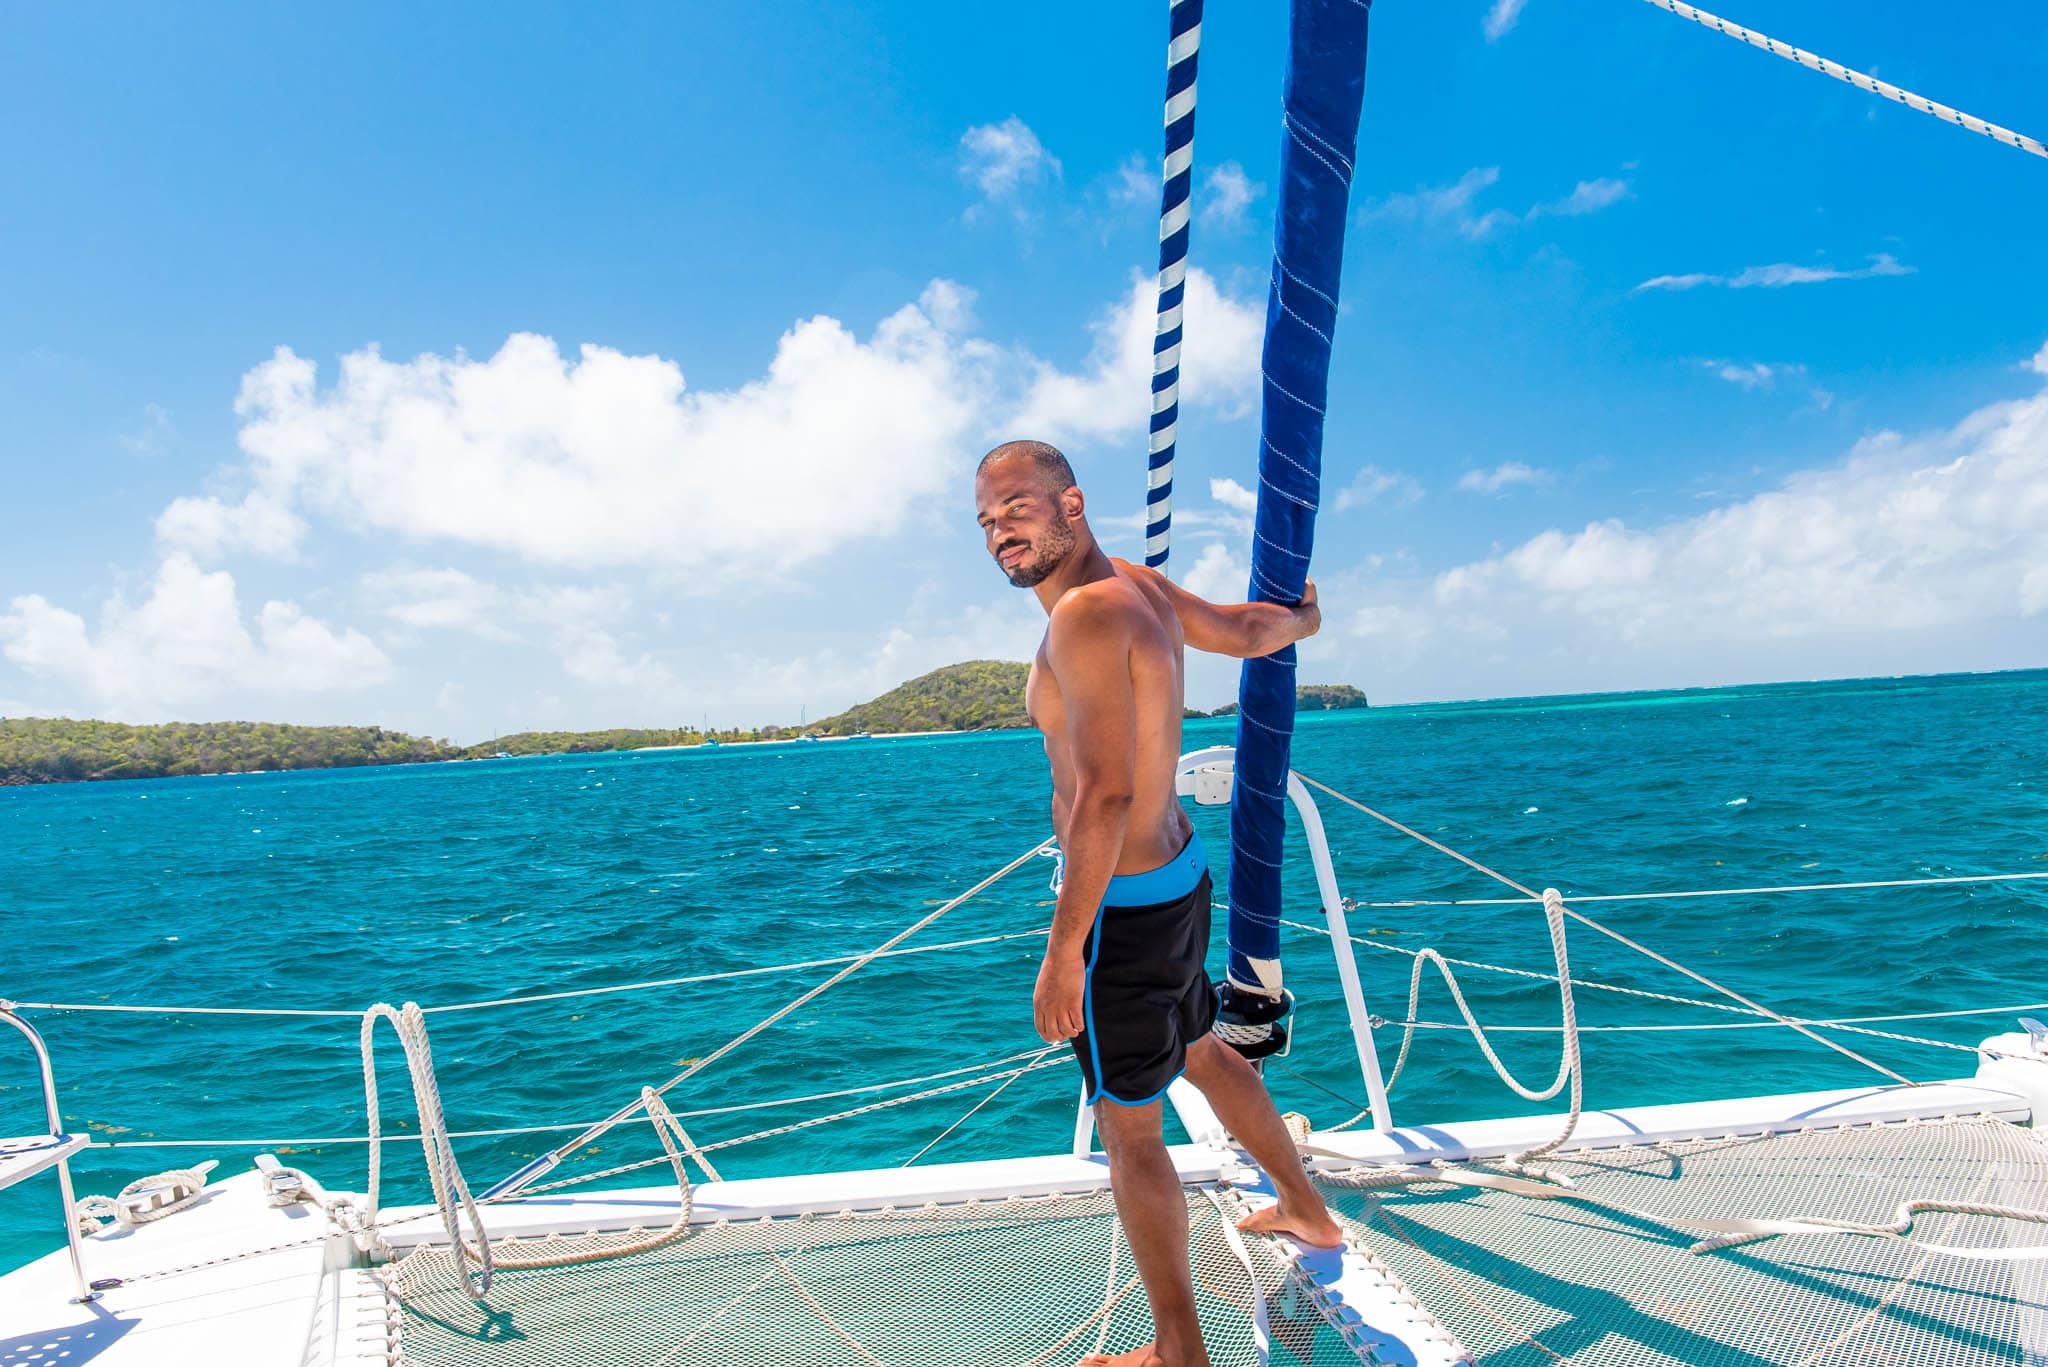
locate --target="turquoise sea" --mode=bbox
[4,669,2046,1274]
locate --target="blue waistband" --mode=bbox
[1102,829,1206,907]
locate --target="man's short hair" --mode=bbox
[978,439,1076,495]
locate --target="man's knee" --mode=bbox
[1094,1099,1165,1158]
[1182,1032,1240,1085]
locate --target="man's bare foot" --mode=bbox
[1236,1200,1345,1250]
[1079,1342,1203,1367]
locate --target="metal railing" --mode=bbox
[2,1002,98,1302]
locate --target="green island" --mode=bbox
[1204,683,1370,717]
[0,662,1365,785]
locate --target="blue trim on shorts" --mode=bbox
[1102,829,1207,908]
[1082,906,1107,1106]
[1091,1067,1185,1109]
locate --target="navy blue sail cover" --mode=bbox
[1226,0,1372,997]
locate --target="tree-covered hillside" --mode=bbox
[1205,683,1368,717]
[0,718,456,785]
[1,667,1369,785]
[813,660,1031,735]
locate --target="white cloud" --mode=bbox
[1528,177,1631,219]
[959,117,1061,220]
[1009,268,1264,443]
[1108,154,1154,210]
[0,555,389,721]
[1201,162,1264,232]
[157,489,307,561]
[1401,345,2048,679]
[1484,0,1530,41]
[1360,167,1516,239]
[363,568,674,694]
[1703,360,1839,411]
[1334,465,1423,512]
[1457,461,1547,495]
[119,402,176,458]
[1180,542,1248,605]
[730,598,1044,713]
[1361,166,1628,239]
[1637,253,1914,293]
[362,566,514,637]
[1711,361,1781,391]
[180,282,991,578]
[1209,477,1259,517]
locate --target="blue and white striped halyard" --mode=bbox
[1144,0,1202,570]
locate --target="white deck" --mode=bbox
[0,1170,345,1367]
[4,1074,2026,1367]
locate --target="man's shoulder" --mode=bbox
[1046,576,1148,647]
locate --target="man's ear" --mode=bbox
[1062,484,1086,520]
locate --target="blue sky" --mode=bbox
[2,1,2044,738]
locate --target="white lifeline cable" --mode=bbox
[1293,772,1912,1088]
[1643,0,2047,161]
[481,835,1059,1201]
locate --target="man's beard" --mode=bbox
[1000,512,1077,588]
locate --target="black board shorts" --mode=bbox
[1072,832,1216,1107]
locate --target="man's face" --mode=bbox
[975,460,1079,588]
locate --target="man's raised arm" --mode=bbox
[1031,591,1139,1044]
[1134,564,1321,659]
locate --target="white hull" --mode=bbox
[5,1060,2040,1367]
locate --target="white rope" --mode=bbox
[1294,773,1913,1086]
[360,1001,705,1299]
[73,1159,220,1235]
[1351,870,2048,909]
[1290,771,2048,1262]
[1642,0,2048,161]
[899,1044,1061,1166]
[25,871,2035,1022]
[12,928,1052,1019]
[1388,1012,2028,1043]
[1288,914,1767,1017]
[1283,915,2048,1048]
[1315,1141,2048,1262]
[361,1003,498,1296]
[510,1053,1073,1197]
[84,1047,1070,1152]
[1373,889,1584,1170]
[484,835,1057,1201]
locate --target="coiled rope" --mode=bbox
[1642,0,2047,161]
[360,1001,707,1298]
[73,1159,220,1235]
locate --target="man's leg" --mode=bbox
[1081,1099,1211,1367]
[1181,1034,1345,1248]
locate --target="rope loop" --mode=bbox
[74,1159,220,1236]
[360,1000,716,1300]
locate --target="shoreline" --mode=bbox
[630,726,993,752]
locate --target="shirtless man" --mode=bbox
[974,439,1344,1367]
